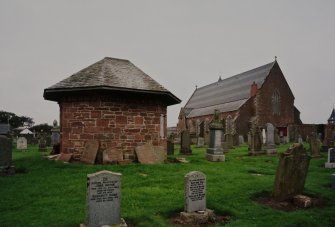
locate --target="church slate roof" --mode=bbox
[184,61,276,117]
[44,57,181,105]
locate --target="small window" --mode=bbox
[272,90,281,115]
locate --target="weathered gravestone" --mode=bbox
[50,120,60,155]
[265,123,277,155]
[206,110,225,162]
[180,171,214,224]
[103,148,123,164]
[81,140,99,164]
[325,147,335,168]
[180,130,192,154]
[83,170,126,227]
[135,143,166,164]
[272,144,311,201]
[249,127,264,155]
[17,137,27,150]
[0,135,15,176]
[298,135,303,144]
[239,135,244,144]
[309,133,321,157]
[224,133,233,149]
[274,127,280,145]
[38,138,47,152]
[232,133,239,147]
[197,137,205,148]
[167,134,175,155]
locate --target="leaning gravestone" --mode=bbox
[325,147,335,168]
[206,110,225,162]
[103,148,123,164]
[135,143,166,164]
[180,130,192,154]
[17,137,27,150]
[265,123,277,155]
[272,144,311,201]
[82,170,126,227]
[81,140,99,164]
[180,171,214,225]
[0,135,15,176]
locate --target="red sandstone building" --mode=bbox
[178,60,302,140]
[44,57,180,161]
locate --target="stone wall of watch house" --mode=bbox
[59,94,167,161]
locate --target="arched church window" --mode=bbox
[272,89,281,115]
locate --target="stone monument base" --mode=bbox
[0,166,15,176]
[325,162,335,168]
[180,209,215,225]
[80,218,127,227]
[206,153,225,162]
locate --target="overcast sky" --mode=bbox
[1,1,335,127]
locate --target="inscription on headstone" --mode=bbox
[184,171,206,213]
[85,171,123,227]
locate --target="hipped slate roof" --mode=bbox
[184,61,276,117]
[44,57,181,105]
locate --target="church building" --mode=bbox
[177,60,301,141]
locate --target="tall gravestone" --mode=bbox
[309,133,321,157]
[180,130,192,154]
[272,144,311,201]
[206,110,225,162]
[167,134,175,155]
[81,140,100,164]
[265,123,277,155]
[249,126,264,155]
[0,135,14,176]
[274,127,280,145]
[83,170,126,227]
[50,120,60,155]
[325,147,335,168]
[17,137,28,150]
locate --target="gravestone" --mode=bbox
[180,130,192,154]
[298,135,303,144]
[206,110,225,162]
[38,138,47,152]
[167,134,175,155]
[56,153,72,162]
[272,144,311,201]
[184,171,206,212]
[17,137,27,150]
[309,134,321,157]
[103,148,123,164]
[239,135,244,144]
[0,135,14,176]
[249,126,264,155]
[180,171,214,224]
[265,123,277,155]
[197,137,204,148]
[81,140,99,164]
[225,133,233,149]
[135,143,166,164]
[50,120,60,155]
[262,128,266,144]
[274,128,280,145]
[233,133,239,147]
[83,170,126,227]
[325,148,335,168]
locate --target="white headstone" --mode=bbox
[184,171,206,213]
[85,170,122,227]
[325,148,335,168]
[17,137,27,150]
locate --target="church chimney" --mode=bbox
[250,81,258,97]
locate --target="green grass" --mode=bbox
[1,143,335,226]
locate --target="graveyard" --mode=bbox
[1,143,335,227]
